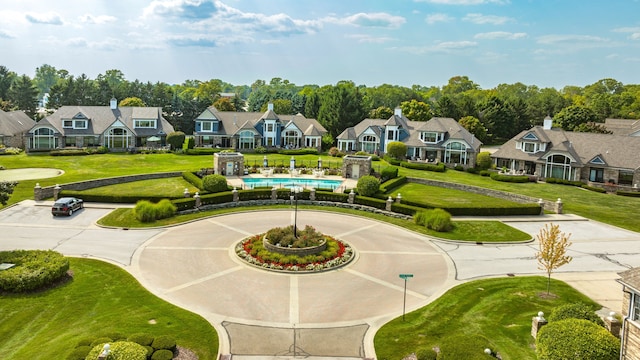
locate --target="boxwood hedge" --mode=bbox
[0,250,69,292]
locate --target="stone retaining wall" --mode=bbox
[263,236,327,256]
[34,172,182,200]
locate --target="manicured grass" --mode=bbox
[374,276,600,360]
[98,206,532,242]
[74,177,200,198]
[0,258,218,360]
[391,182,526,207]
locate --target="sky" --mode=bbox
[2,0,640,90]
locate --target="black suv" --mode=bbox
[51,197,84,216]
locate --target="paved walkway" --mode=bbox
[1,202,639,359]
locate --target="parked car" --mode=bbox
[51,197,84,216]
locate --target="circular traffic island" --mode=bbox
[235,225,355,273]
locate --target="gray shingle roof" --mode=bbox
[492,126,640,169]
[618,267,640,293]
[0,110,36,136]
[605,118,640,136]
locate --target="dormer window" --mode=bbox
[420,131,439,143]
[63,119,88,129]
[523,142,536,153]
[134,119,156,128]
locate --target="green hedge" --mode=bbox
[202,174,229,193]
[398,198,541,216]
[400,161,446,172]
[617,190,640,197]
[548,303,605,326]
[278,148,319,155]
[0,250,69,292]
[536,319,619,360]
[184,147,224,155]
[581,184,607,193]
[380,176,407,193]
[354,196,387,210]
[182,171,203,190]
[315,191,349,203]
[380,166,398,181]
[50,149,90,156]
[490,173,531,183]
[60,191,179,204]
[545,177,583,186]
[85,341,147,360]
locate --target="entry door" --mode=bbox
[226,162,234,175]
[352,164,360,179]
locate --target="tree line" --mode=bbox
[2,64,639,145]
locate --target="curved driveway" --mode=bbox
[2,202,640,359]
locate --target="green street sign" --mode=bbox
[399,274,414,279]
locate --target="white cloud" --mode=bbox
[463,13,512,25]
[393,40,477,54]
[611,26,640,40]
[0,29,15,39]
[326,12,406,28]
[474,31,526,40]
[537,34,609,45]
[79,14,117,25]
[25,12,64,25]
[415,0,508,4]
[345,34,395,44]
[631,33,640,40]
[425,13,454,24]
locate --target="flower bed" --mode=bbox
[235,226,354,273]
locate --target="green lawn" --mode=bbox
[74,177,200,198]
[0,258,218,360]
[390,182,525,208]
[374,276,600,360]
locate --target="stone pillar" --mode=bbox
[538,198,545,215]
[605,312,621,337]
[348,189,355,204]
[34,183,42,201]
[396,193,402,204]
[555,198,563,214]
[53,184,62,200]
[386,196,394,211]
[271,187,278,200]
[531,311,548,338]
[232,188,239,202]
[194,192,201,209]
[310,188,316,201]
[183,188,190,198]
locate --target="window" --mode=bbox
[63,120,73,128]
[239,130,255,149]
[420,132,437,143]
[387,130,395,140]
[444,141,468,165]
[361,135,378,154]
[589,168,604,183]
[633,293,640,321]
[522,133,538,140]
[106,128,130,148]
[306,137,319,148]
[283,130,299,148]
[266,123,274,132]
[523,142,536,153]
[74,120,87,129]
[134,119,156,128]
[619,170,634,186]
[544,154,575,180]
[32,127,57,149]
[201,121,212,132]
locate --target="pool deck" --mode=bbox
[226,174,357,192]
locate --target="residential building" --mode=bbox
[336,108,482,168]
[618,267,640,360]
[26,98,174,151]
[605,118,640,136]
[0,109,36,148]
[192,103,326,152]
[491,117,640,188]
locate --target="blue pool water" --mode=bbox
[242,177,344,190]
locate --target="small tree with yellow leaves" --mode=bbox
[536,223,572,294]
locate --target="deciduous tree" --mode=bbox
[536,223,572,294]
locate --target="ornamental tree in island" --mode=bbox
[535,223,572,294]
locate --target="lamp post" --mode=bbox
[290,186,302,238]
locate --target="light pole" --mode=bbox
[290,186,302,238]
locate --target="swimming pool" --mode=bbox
[242,177,344,190]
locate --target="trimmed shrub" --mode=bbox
[548,303,605,326]
[67,345,91,360]
[437,334,493,360]
[184,147,222,155]
[545,177,584,187]
[328,147,340,157]
[386,141,407,160]
[151,349,174,360]
[0,250,69,292]
[50,149,90,156]
[183,136,195,150]
[354,196,387,210]
[356,175,380,197]
[617,190,640,197]
[202,174,229,193]
[380,166,398,182]
[315,191,349,202]
[385,157,401,166]
[475,151,493,170]
[85,341,147,360]
[128,333,154,346]
[279,148,318,155]
[182,171,203,190]
[490,173,530,183]
[90,337,113,348]
[536,319,619,360]
[581,184,607,193]
[479,170,491,177]
[166,131,186,150]
[400,161,446,172]
[454,165,464,171]
[415,347,437,360]
[380,176,407,194]
[151,335,177,351]
[423,208,452,232]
